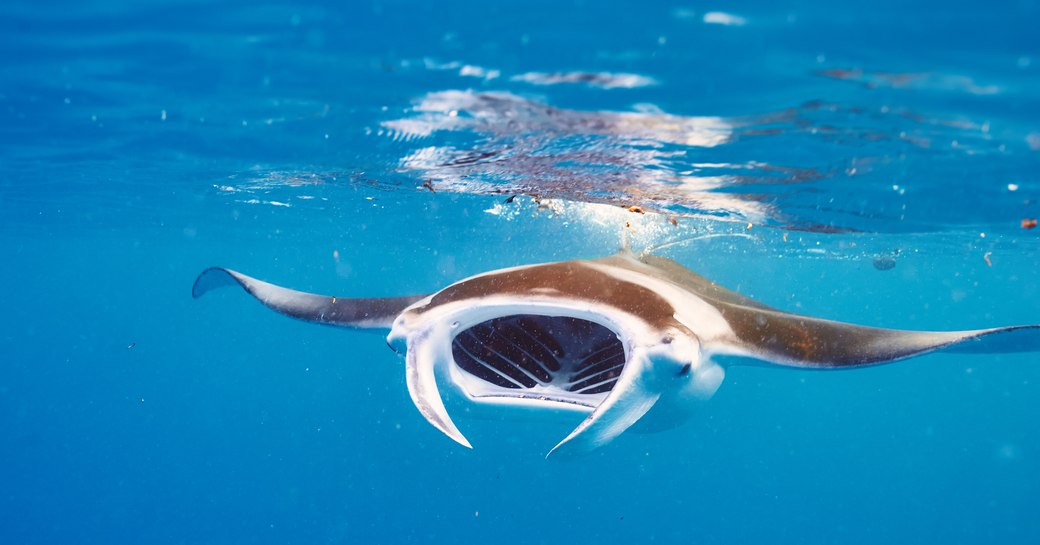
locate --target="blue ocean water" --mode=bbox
[2,0,1039,543]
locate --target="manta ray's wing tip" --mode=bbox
[192,267,241,299]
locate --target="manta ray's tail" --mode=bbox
[193,267,425,330]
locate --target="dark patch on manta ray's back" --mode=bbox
[719,308,836,364]
[415,261,679,329]
[716,304,931,368]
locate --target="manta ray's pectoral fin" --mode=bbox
[716,305,1040,368]
[943,325,1040,354]
[193,267,426,329]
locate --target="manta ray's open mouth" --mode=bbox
[449,315,627,406]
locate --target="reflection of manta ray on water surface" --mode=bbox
[194,250,1040,457]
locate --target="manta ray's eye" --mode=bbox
[450,315,626,398]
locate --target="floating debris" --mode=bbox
[420,180,436,192]
[872,249,902,271]
[627,205,645,214]
[872,255,897,271]
[1022,218,1037,229]
[984,252,993,267]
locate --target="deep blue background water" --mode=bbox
[2,1,1039,543]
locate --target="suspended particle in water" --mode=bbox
[872,254,897,271]
[1021,218,1037,229]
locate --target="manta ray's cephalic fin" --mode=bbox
[192,267,426,329]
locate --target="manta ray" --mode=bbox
[193,252,1040,456]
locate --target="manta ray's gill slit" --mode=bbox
[567,351,625,392]
[567,342,626,382]
[568,360,625,391]
[570,372,623,394]
[574,379,618,395]
[452,342,525,389]
[495,322,561,374]
[468,323,551,383]
[450,315,627,397]
[515,316,566,358]
[498,322,562,372]
[454,329,538,388]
